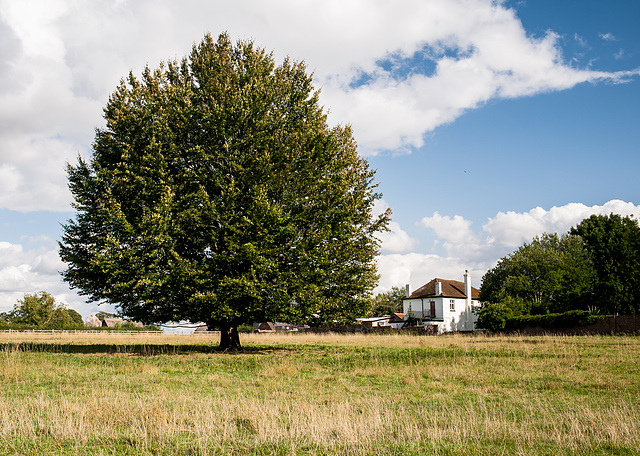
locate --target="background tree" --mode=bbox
[60,33,390,350]
[571,214,640,315]
[7,292,84,329]
[480,233,595,315]
[94,311,117,322]
[369,286,406,316]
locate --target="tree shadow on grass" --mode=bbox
[0,341,291,356]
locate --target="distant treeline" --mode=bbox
[0,292,159,331]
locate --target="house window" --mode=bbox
[450,300,455,311]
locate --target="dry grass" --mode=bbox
[0,332,638,455]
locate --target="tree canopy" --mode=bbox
[478,214,640,330]
[59,33,390,349]
[1,292,84,330]
[570,214,640,315]
[480,233,595,315]
[368,286,406,317]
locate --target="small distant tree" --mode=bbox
[7,292,84,329]
[369,286,406,316]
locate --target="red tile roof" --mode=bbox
[405,278,480,300]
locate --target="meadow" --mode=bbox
[0,331,638,455]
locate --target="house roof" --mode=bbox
[101,318,123,328]
[101,318,143,328]
[405,278,480,300]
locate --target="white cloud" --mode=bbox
[418,212,475,244]
[599,32,617,42]
[0,0,637,211]
[417,212,488,260]
[320,2,639,154]
[376,200,640,293]
[483,200,640,250]
[377,221,420,254]
[376,252,475,293]
[574,33,589,49]
[374,199,419,254]
[0,240,106,319]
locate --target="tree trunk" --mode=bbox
[218,323,242,351]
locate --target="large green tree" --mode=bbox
[59,33,389,349]
[480,233,595,316]
[570,214,640,315]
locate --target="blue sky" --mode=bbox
[0,0,639,319]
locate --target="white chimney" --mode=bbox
[405,284,410,298]
[464,270,472,329]
[435,280,442,295]
[464,270,471,299]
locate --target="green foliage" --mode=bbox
[5,292,84,330]
[369,286,406,317]
[476,295,527,331]
[236,323,254,333]
[480,214,640,330]
[142,325,162,332]
[59,33,390,349]
[95,311,117,322]
[571,214,640,315]
[505,310,604,331]
[480,233,595,315]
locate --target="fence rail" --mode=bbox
[0,329,221,336]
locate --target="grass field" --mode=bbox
[0,332,638,455]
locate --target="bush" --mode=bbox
[476,295,527,331]
[476,302,513,331]
[505,310,604,331]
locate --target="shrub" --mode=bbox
[505,310,604,330]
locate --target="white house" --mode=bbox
[403,271,480,333]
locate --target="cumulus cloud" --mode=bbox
[483,200,640,250]
[418,212,475,244]
[377,221,420,254]
[376,200,640,293]
[321,2,639,154]
[376,252,482,294]
[417,212,487,261]
[0,0,638,211]
[0,240,102,318]
[373,199,419,254]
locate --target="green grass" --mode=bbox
[0,332,638,455]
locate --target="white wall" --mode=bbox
[404,297,479,333]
